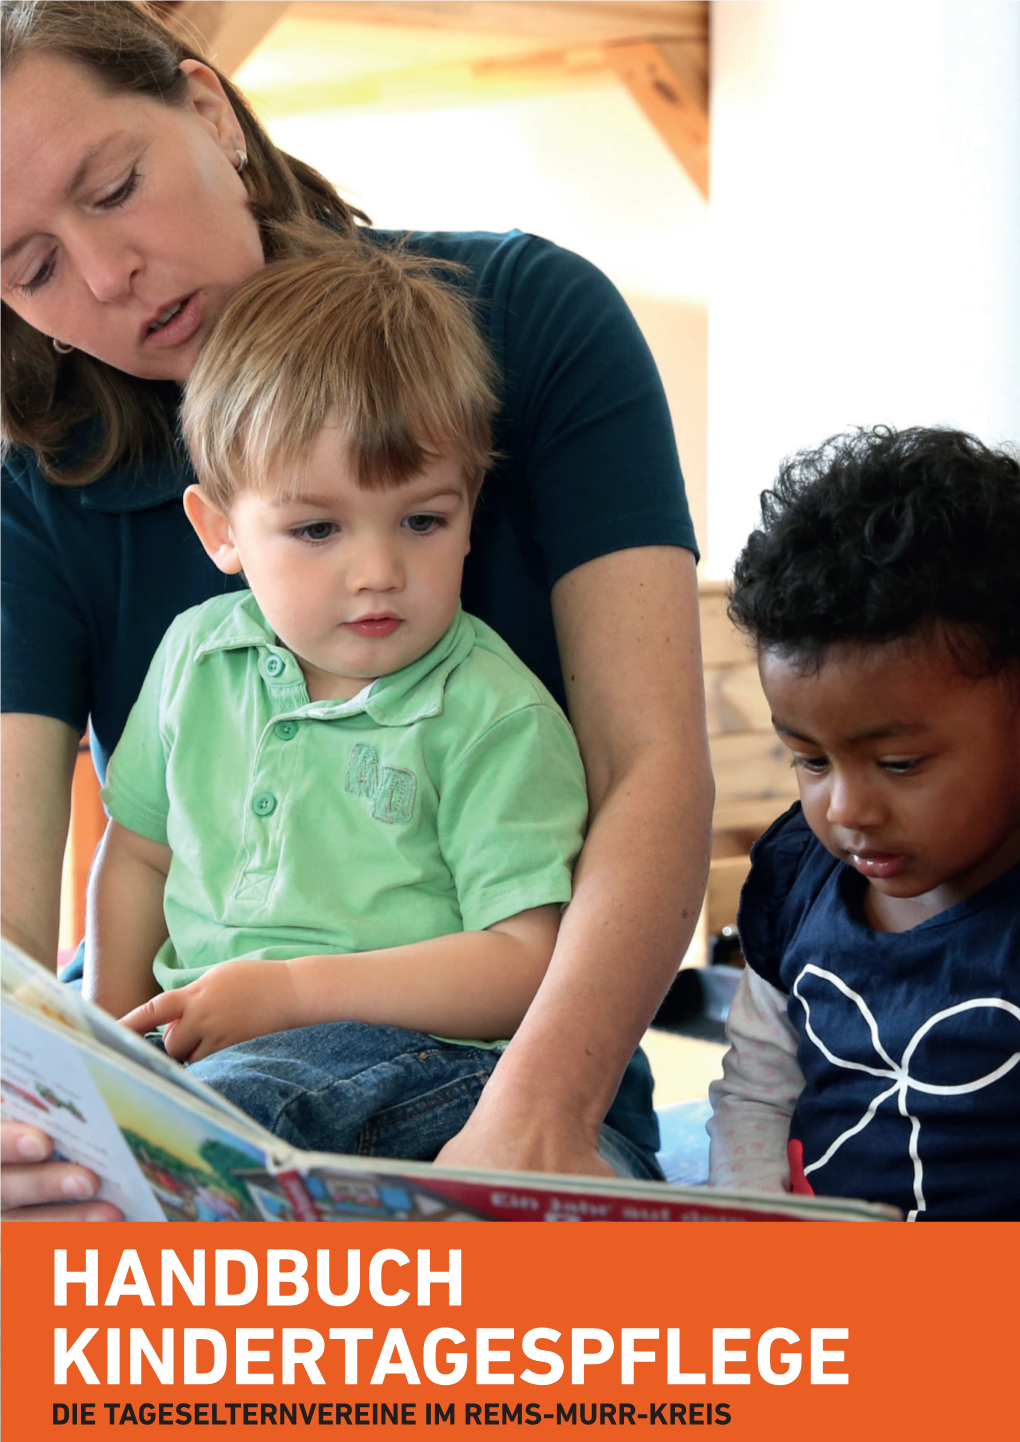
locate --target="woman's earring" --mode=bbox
[52,338,75,355]
[235,150,249,173]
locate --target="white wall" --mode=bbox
[707,0,1020,577]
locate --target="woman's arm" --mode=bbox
[120,904,562,1063]
[0,712,79,967]
[438,546,714,1174]
[83,820,171,1017]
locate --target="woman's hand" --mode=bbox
[436,1120,615,1178]
[119,959,304,1063]
[0,1121,121,1221]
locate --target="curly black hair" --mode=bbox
[728,426,1020,675]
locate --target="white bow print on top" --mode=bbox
[792,964,1020,1221]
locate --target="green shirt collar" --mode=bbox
[193,591,475,727]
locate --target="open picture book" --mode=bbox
[0,942,900,1224]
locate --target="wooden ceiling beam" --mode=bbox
[288,2,706,46]
[247,46,613,118]
[166,2,710,198]
[605,40,709,198]
[160,1,293,76]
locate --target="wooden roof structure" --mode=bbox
[156,1,709,197]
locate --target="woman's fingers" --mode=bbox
[0,1119,54,1164]
[3,1188,121,1222]
[0,1121,122,1220]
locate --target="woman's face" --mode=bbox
[1,53,265,384]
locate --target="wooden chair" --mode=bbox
[700,579,797,941]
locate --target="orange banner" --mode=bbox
[2,1221,1013,1438]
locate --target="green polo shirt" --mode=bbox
[102,594,588,1026]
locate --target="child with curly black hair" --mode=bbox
[708,427,1020,1220]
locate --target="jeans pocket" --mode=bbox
[356,1049,502,1160]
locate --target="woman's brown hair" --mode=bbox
[0,0,368,485]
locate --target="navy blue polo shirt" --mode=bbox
[2,229,696,778]
[2,230,697,1162]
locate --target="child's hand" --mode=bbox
[119,960,304,1063]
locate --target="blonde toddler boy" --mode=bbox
[84,244,590,1164]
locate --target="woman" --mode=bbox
[0,0,712,1219]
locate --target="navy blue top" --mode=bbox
[2,230,695,1162]
[2,230,696,775]
[739,805,1020,1221]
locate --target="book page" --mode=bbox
[2,1005,166,1221]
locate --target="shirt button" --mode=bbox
[274,720,298,741]
[264,655,285,678]
[252,791,277,817]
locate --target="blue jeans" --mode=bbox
[63,946,662,1181]
[187,1022,662,1181]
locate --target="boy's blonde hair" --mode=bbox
[181,239,498,509]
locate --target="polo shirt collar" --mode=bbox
[193,591,475,727]
[366,607,474,725]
